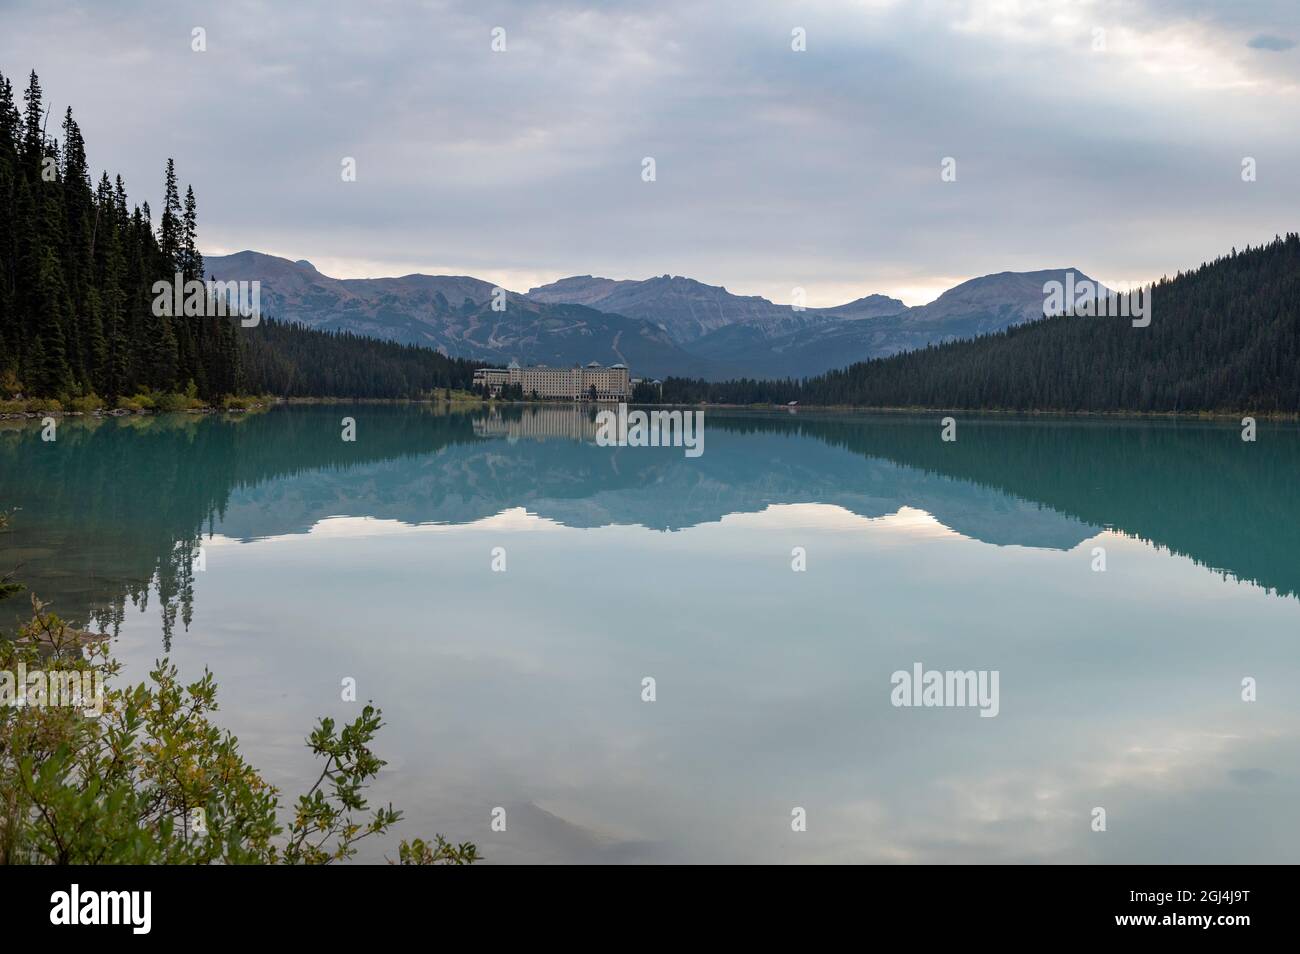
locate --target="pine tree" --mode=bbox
[94,172,128,398]
[158,158,181,269]
[0,72,19,367]
[182,185,202,282]
[20,70,44,173]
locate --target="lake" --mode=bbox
[3,404,1298,863]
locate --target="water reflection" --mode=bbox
[4,405,1298,643]
[2,405,1298,863]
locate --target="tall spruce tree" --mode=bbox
[0,70,251,402]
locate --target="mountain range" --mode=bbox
[205,251,1103,380]
[525,273,907,343]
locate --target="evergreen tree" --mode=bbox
[20,70,44,173]
[158,157,181,268]
[654,234,1300,415]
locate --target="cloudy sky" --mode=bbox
[4,0,1298,305]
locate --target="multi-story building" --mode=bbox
[473,359,630,400]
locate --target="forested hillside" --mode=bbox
[0,68,240,401]
[241,318,481,397]
[0,67,486,404]
[646,234,1300,414]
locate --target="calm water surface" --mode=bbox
[3,405,1298,863]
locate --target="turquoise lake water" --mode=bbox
[2,404,1297,862]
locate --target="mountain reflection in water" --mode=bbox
[3,405,1295,644]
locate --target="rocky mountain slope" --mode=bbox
[527,273,905,344]
[207,252,1104,380]
[204,252,720,378]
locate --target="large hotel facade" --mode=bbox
[473,359,631,400]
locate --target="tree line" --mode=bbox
[0,67,484,404]
[0,68,239,401]
[647,233,1300,413]
[242,318,482,398]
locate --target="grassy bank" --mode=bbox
[0,390,277,418]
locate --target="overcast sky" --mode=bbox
[3,0,1298,305]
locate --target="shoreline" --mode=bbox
[283,397,1300,422]
[5,395,1296,423]
[0,404,270,421]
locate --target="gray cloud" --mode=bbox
[3,0,1299,305]
[1247,33,1296,51]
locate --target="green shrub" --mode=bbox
[119,392,156,412]
[66,393,106,413]
[154,391,191,413]
[0,595,479,865]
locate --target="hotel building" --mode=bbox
[473,359,630,400]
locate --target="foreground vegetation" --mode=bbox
[0,515,478,865]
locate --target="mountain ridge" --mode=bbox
[651,234,1300,413]
[527,272,907,344]
[206,251,1107,380]
[204,251,726,379]
[684,267,1107,378]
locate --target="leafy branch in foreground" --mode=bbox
[0,588,477,865]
